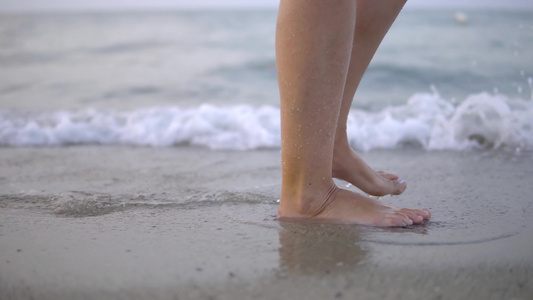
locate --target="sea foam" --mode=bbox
[346,92,533,151]
[1,92,532,152]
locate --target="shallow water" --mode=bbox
[1,147,532,246]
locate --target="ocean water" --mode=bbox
[0,9,532,151]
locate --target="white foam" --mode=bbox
[0,104,281,150]
[347,92,533,151]
[1,92,532,152]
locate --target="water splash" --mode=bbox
[1,92,532,152]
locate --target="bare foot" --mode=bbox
[278,184,430,227]
[332,146,406,196]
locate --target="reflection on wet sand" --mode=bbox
[277,222,368,275]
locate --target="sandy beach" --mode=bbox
[0,146,532,299]
[1,4,533,299]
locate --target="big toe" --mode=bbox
[420,208,431,219]
[391,178,406,195]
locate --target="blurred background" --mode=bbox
[1,0,533,12]
[0,0,532,150]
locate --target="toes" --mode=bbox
[400,209,424,224]
[373,174,406,196]
[383,212,413,227]
[376,171,406,195]
[412,208,431,220]
[382,217,405,227]
[376,171,399,180]
[380,207,431,227]
[397,212,413,226]
[420,208,431,219]
[391,178,407,195]
[400,208,431,222]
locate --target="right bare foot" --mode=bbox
[332,146,406,196]
[278,185,430,227]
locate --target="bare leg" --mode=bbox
[332,0,408,196]
[276,0,430,226]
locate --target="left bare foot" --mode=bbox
[332,146,406,196]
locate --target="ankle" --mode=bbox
[279,181,338,217]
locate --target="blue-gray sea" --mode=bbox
[0,8,532,151]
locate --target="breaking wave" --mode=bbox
[1,92,532,152]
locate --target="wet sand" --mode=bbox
[1,146,532,299]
